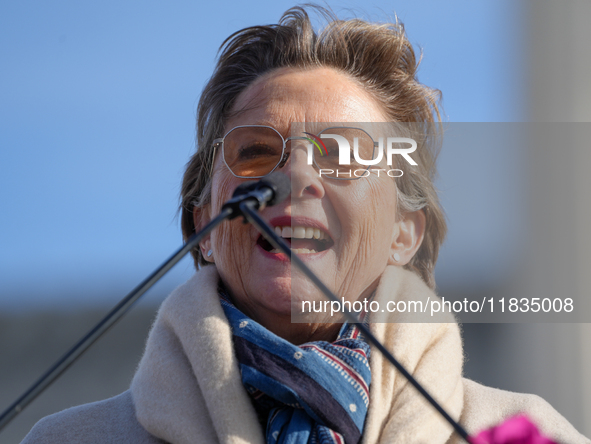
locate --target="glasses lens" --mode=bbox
[315,128,376,179]
[223,126,284,177]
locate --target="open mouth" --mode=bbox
[257,225,334,254]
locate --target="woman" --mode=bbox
[22,6,588,444]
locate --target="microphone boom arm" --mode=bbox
[0,172,290,432]
[0,207,233,432]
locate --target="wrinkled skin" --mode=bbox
[195,67,425,344]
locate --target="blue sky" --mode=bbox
[0,0,526,309]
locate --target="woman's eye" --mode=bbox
[237,143,278,159]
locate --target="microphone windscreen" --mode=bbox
[260,172,290,206]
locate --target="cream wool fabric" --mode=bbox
[21,265,589,444]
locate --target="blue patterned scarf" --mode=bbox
[220,295,371,444]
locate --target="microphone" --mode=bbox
[223,172,291,214]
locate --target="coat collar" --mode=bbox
[131,265,464,444]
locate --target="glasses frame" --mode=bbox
[212,125,379,180]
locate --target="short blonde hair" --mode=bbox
[181,6,446,288]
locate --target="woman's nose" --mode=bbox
[281,143,325,199]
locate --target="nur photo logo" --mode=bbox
[300,126,418,179]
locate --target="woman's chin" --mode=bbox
[247,246,342,322]
[247,277,292,317]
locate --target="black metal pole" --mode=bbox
[0,207,233,432]
[0,173,287,433]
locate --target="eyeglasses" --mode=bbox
[212,125,379,180]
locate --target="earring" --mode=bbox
[207,250,213,258]
[393,253,400,262]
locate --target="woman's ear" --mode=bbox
[388,209,426,266]
[193,205,214,262]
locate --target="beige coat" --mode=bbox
[22,266,589,444]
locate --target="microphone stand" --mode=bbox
[239,199,471,443]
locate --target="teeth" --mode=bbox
[272,225,329,240]
[267,225,330,254]
[291,248,317,254]
[293,226,306,239]
[269,248,318,254]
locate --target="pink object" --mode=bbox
[470,414,558,444]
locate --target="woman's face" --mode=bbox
[196,67,421,343]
